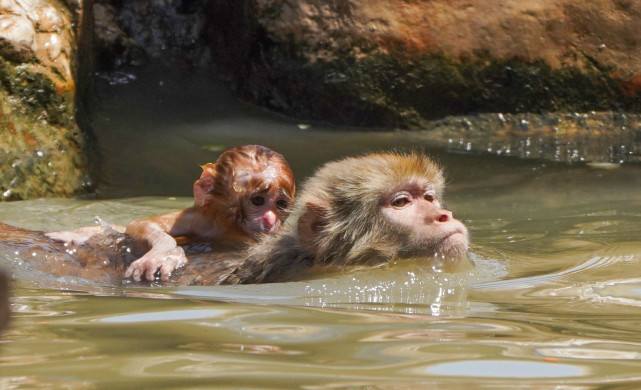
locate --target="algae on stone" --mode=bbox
[0,0,91,200]
[206,0,641,128]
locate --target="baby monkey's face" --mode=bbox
[241,186,292,237]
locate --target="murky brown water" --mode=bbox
[2,68,641,388]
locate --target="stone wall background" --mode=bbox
[206,0,641,126]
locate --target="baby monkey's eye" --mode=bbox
[251,196,265,206]
[424,192,435,202]
[391,195,411,208]
[276,199,288,209]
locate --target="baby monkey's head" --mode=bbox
[193,145,295,239]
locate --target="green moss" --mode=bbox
[326,53,630,122]
[0,57,73,127]
[0,60,89,200]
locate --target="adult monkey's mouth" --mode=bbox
[438,226,470,256]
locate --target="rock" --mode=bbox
[34,4,64,32]
[205,0,641,127]
[93,2,140,68]
[0,14,36,61]
[93,3,124,47]
[93,0,210,69]
[0,0,92,200]
[410,111,641,164]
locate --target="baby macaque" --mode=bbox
[222,152,469,284]
[46,145,295,282]
[123,145,295,281]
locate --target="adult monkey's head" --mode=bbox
[296,152,469,265]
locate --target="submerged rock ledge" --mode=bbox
[411,111,641,164]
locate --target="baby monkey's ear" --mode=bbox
[193,163,217,208]
[297,201,330,253]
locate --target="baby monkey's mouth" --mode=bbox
[259,225,278,234]
[249,221,281,236]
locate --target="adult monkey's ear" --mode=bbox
[193,163,217,208]
[297,201,330,253]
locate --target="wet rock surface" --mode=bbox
[410,112,641,164]
[206,0,641,128]
[93,0,210,69]
[0,0,92,200]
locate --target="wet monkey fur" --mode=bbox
[0,152,469,286]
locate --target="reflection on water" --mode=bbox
[176,257,481,316]
[422,360,588,378]
[99,308,227,323]
[2,67,641,387]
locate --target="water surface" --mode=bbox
[2,68,641,388]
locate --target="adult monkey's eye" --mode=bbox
[424,191,435,202]
[391,195,411,208]
[251,196,265,206]
[276,199,288,209]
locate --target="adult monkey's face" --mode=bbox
[380,179,469,259]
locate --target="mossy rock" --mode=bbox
[207,0,641,128]
[0,0,92,200]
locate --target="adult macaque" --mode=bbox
[0,152,468,286]
[48,145,295,282]
[221,152,469,284]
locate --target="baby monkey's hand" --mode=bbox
[125,247,188,282]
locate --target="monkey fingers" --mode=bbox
[157,247,188,281]
[125,247,188,282]
[124,260,143,282]
[126,255,165,282]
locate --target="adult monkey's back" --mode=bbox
[0,222,244,286]
[0,222,135,285]
[0,152,470,286]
